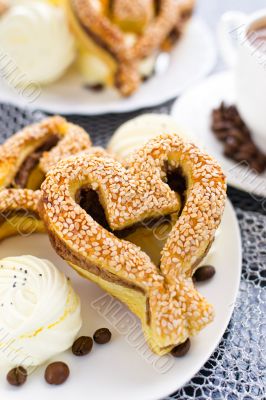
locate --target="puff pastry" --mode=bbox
[0,116,92,240]
[0,1,8,17]
[40,134,226,355]
[64,0,195,95]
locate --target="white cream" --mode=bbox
[0,2,76,85]
[0,255,82,367]
[108,113,193,160]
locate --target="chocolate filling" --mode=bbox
[154,0,161,16]
[83,83,105,92]
[165,165,187,213]
[108,0,115,15]
[48,229,145,295]
[14,135,60,188]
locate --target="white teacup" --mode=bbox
[218,9,266,153]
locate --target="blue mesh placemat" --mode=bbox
[0,103,265,400]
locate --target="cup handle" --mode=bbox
[218,11,248,67]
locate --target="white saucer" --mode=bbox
[171,70,266,198]
[0,18,216,115]
[0,200,241,400]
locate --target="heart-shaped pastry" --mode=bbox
[0,116,96,240]
[65,0,195,95]
[40,134,226,354]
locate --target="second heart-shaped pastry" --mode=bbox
[65,0,195,95]
[0,116,109,241]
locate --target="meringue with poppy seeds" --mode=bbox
[0,255,81,367]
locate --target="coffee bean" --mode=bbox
[233,150,249,162]
[45,362,69,385]
[228,129,246,143]
[250,157,266,174]
[224,144,236,158]
[241,143,257,157]
[193,265,216,282]
[72,336,93,356]
[93,328,111,344]
[214,130,231,141]
[7,366,27,386]
[225,136,239,149]
[171,338,191,357]
[211,121,232,132]
[84,83,104,92]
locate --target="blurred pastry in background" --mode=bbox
[0,0,8,16]
[0,1,76,85]
[64,0,195,96]
[0,0,195,95]
[108,113,193,159]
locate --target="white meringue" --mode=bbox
[108,114,193,160]
[0,2,76,85]
[0,255,82,367]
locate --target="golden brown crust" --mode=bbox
[72,0,129,61]
[132,0,178,59]
[0,189,43,240]
[111,0,154,34]
[177,0,196,17]
[40,122,92,173]
[0,116,92,188]
[40,134,226,353]
[71,0,195,96]
[0,0,8,17]
[0,188,40,215]
[0,117,93,240]
[114,61,141,97]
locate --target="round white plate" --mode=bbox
[0,18,216,115]
[0,199,241,400]
[171,70,266,198]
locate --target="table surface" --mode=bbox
[0,2,265,400]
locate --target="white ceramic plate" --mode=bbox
[171,70,266,198]
[0,18,216,115]
[0,199,241,400]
